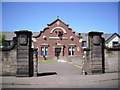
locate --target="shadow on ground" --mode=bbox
[37,72,57,76]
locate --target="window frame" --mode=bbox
[41,46,48,56]
[82,41,87,47]
[112,41,118,47]
[68,47,75,56]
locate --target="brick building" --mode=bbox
[33,18,82,60]
[2,19,119,61]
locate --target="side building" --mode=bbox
[81,33,120,48]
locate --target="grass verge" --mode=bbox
[38,60,57,63]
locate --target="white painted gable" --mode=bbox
[106,33,120,48]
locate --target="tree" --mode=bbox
[0,34,6,41]
[0,34,7,48]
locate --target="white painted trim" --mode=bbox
[49,37,68,39]
[50,27,67,34]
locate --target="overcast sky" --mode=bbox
[2,2,118,33]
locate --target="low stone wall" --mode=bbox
[1,43,119,76]
[105,49,119,73]
[1,47,38,76]
[83,48,119,73]
[1,49,17,76]
[2,48,119,76]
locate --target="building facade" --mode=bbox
[81,33,120,48]
[33,19,82,60]
[2,19,119,61]
[105,33,120,48]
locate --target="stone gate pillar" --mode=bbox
[33,48,38,76]
[83,31,105,75]
[15,30,33,77]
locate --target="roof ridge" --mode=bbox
[47,18,69,26]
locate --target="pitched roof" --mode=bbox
[32,32,40,36]
[105,33,120,41]
[102,33,113,40]
[1,32,40,40]
[80,33,87,41]
[80,33,113,41]
[2,32,16,40]
[47,18,69,27]
[33,19,72,38]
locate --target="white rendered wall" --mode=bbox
[106,36,119,48]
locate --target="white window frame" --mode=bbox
[68,47,75,56]
[41,47,48,56]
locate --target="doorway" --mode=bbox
[55,48,61,60]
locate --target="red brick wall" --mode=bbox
[34,19,82,60]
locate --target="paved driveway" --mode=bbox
[2,62,119,88]
[38,62,82,76]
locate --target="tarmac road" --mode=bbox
[1,62,119,88]
[38,62,82,76]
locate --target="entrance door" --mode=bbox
[55,48,61,59]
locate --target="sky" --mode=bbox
[2,2,118,33]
